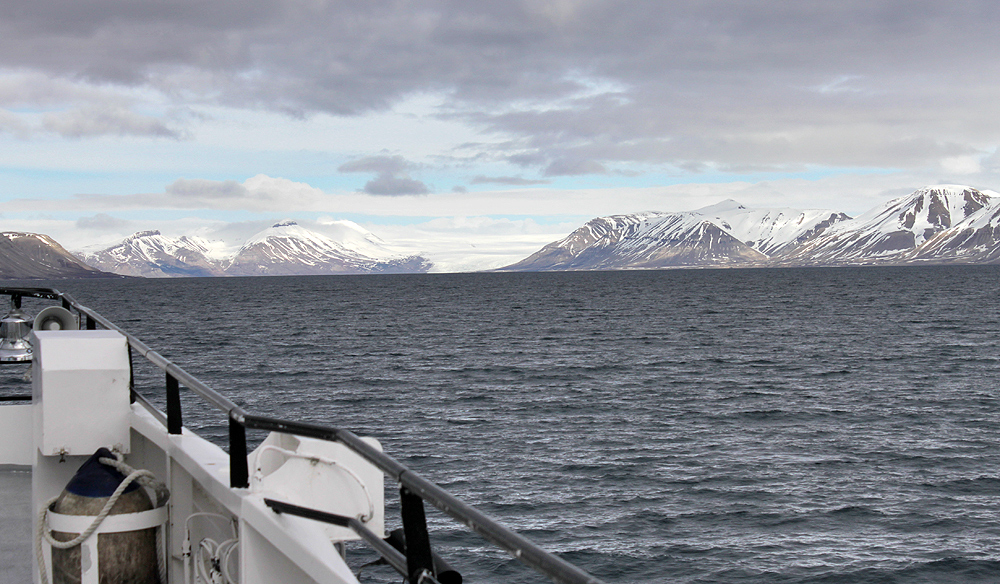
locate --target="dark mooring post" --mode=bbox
[229,414,249,489]
[166,373,182,435]
[400,486,436,583]
[127,345,136,404]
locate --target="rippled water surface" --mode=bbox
[15,266,1000,583]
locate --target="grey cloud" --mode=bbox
[0,109,31,138]
[983,151,1000,174]
[507,152,551,168]
[543,159,607,177]
[341,155,430,195]
[338,155,412,175]
[167,178,248,199]
[43,106,182,138]
[0,73,122,108]
[75,213,131,230]
[5,1,1000,169]
[363,175,430,196]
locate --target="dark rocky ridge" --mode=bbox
[0,232,116,279]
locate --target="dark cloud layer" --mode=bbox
[4,1,1000,173]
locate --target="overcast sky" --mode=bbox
[4,0,1000,270]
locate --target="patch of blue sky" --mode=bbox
[0,168,180,199]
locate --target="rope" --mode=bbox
[35,453,170,584]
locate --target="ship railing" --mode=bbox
[0,287,604,584]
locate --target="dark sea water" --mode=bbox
[10,265,1000,583]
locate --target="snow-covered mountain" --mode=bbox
[226,220,429,276]
[504,185,1000,271]
[697,200,851,256]
[81,221,431,277]
[80,230,226,277]
[902,197,1000,264]
[503,201,847,271]
[777,185,997,265]
[65,184,1000,276]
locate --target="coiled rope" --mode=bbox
[35,452,170,584]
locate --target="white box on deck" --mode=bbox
[32,330,131,456]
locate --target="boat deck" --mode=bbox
[1,468,31,584]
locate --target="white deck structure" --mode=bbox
[0,288,603,584]
[3,329,379,584]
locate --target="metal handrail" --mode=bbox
[1,287,605,584]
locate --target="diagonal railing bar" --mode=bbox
[264,498,411,579]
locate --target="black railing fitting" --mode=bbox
[166,373,182,435]
[401,486,436,583]
[228,411,249,488]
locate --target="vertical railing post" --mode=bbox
[229,413,249,488]
[85,315,96,330]
[127,345,136,404]
[400,486,436,583]
[166,373,182,435]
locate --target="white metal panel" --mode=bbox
[240,495,360,584]
[0,404,32,466]
[32,330,131,456]
[248,434,385,542]
[129,406,243,514]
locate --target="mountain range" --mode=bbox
[5,184,1000,280]
[503,185,1000,271]
[78,220,431,278]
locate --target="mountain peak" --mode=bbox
[128,230,162,239]
[696,199,746,214]
[229,220,428,275]
[917,184,978,195]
